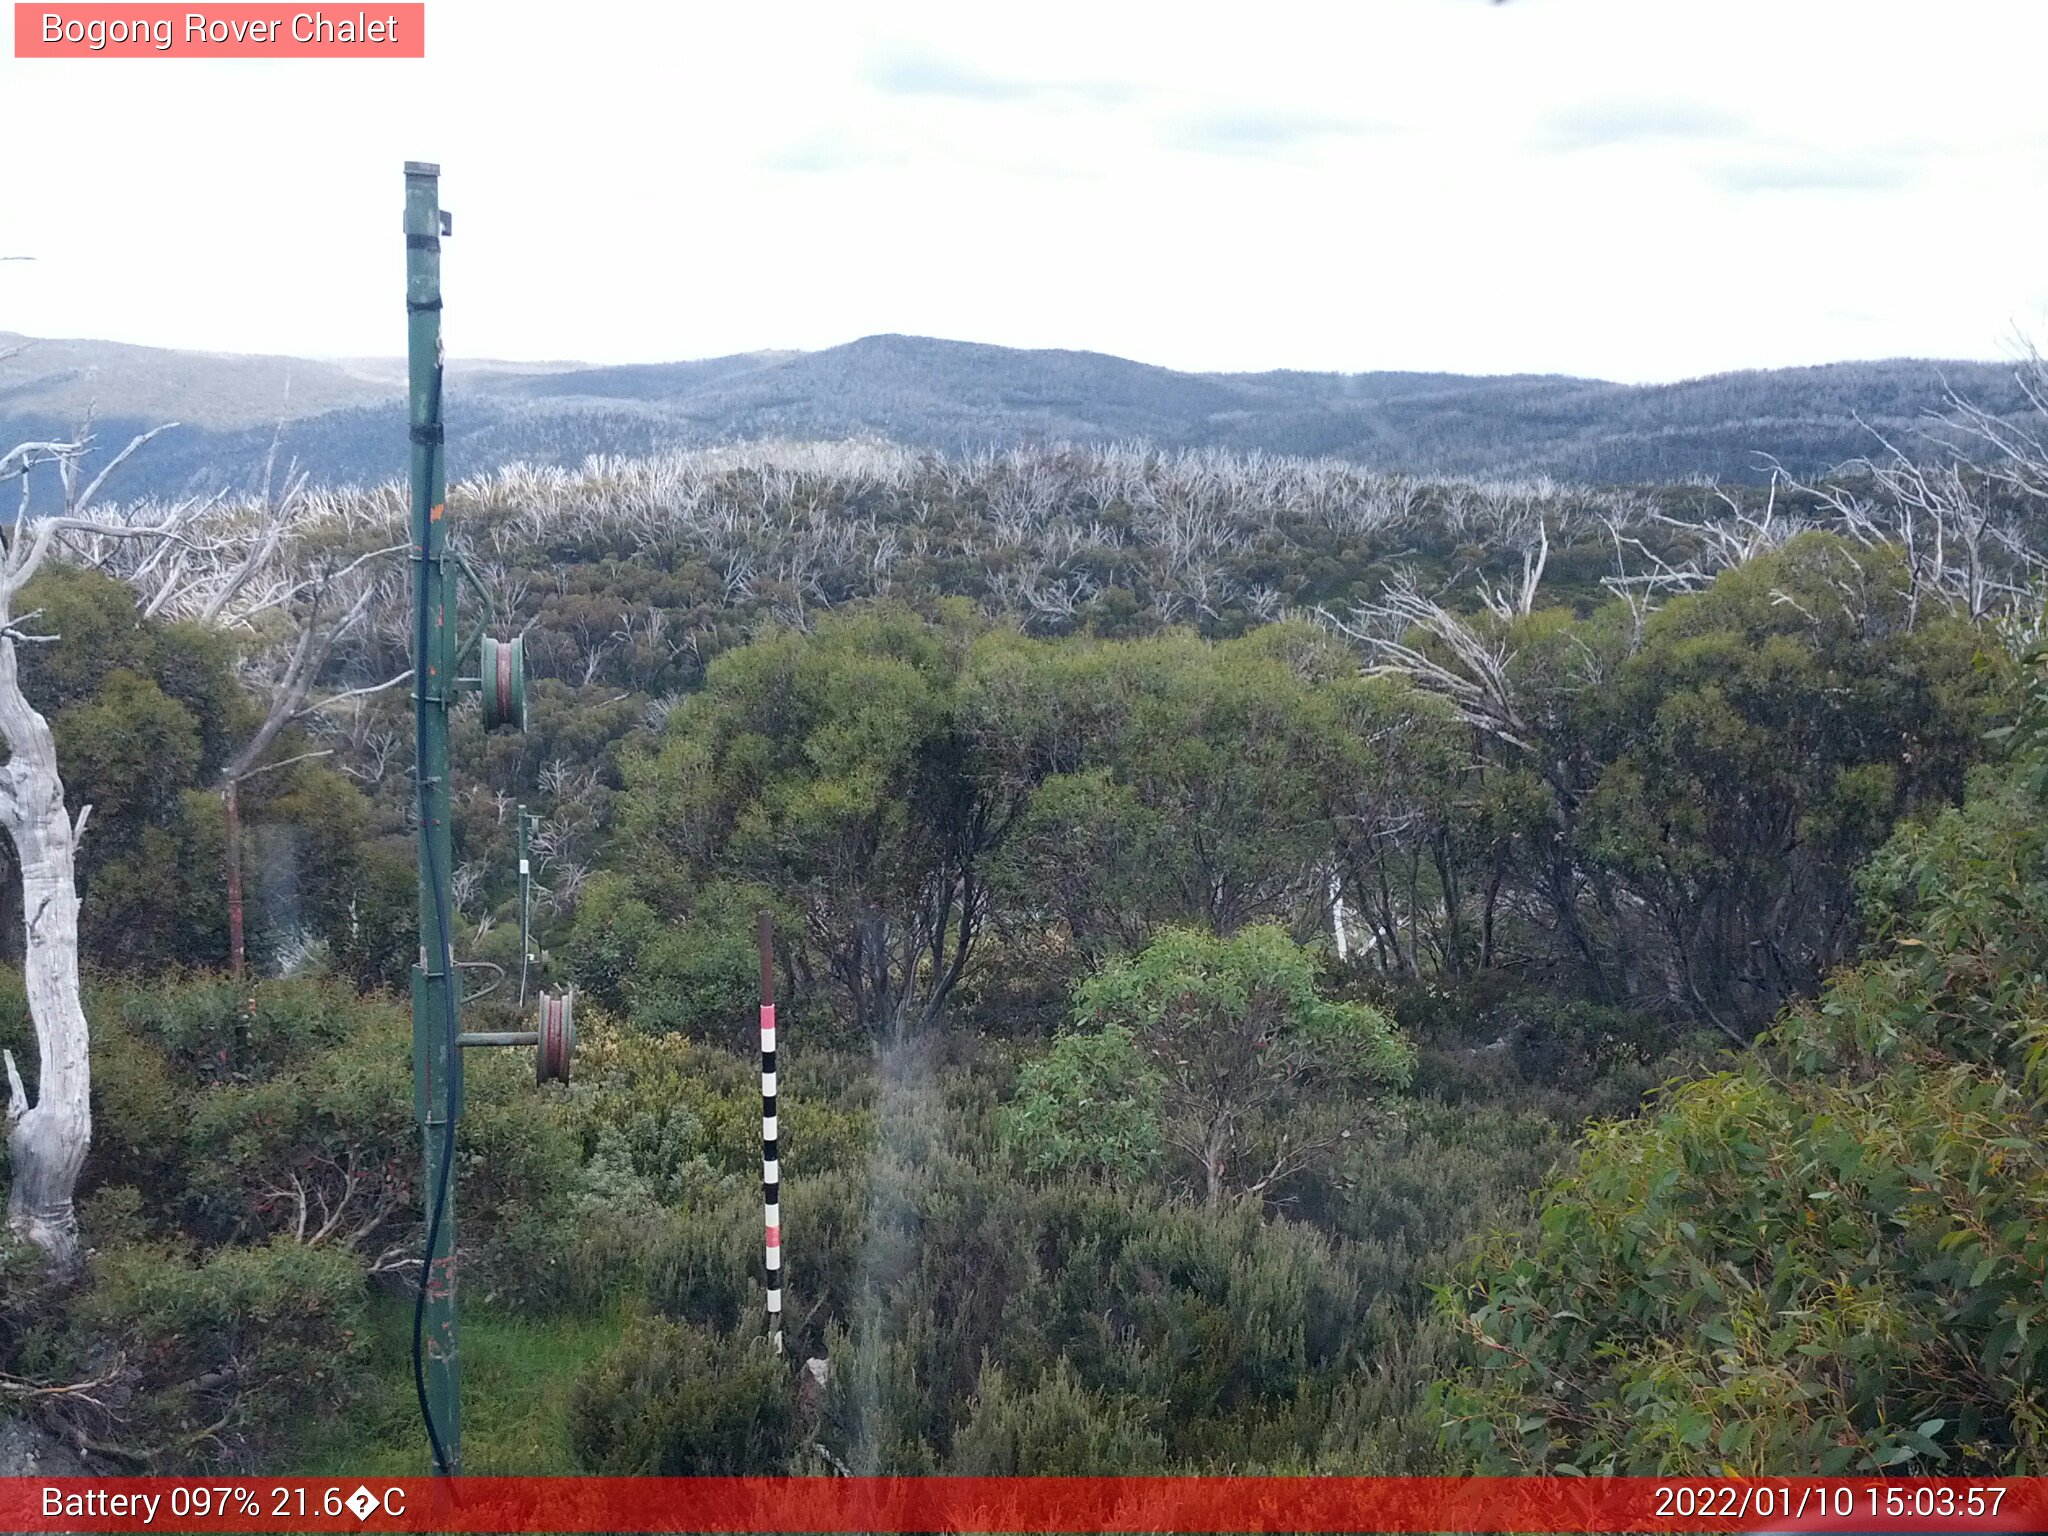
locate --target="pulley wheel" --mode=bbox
[537,990,575,1084]
[481,634,527,732]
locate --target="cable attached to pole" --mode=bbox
[410,349,460,1478]
[400,165,461,1475]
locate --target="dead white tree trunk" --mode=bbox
[0,631,92,1265]
[0,433,187,1267]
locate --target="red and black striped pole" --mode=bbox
[758,910,783,1354]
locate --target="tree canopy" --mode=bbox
[1441,745,2048,1474]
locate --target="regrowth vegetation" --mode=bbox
[2,387,2048,1472]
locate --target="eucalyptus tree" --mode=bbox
[1338,531,2002,1033]
[620,602,1032,1039]
[1052,924,1412,1204]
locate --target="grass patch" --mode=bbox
[296,1294,631,1475]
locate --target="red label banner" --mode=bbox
[0,1477,2043,1533]
[13,4,424,57]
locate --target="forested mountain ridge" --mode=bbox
[2,329,2035,504]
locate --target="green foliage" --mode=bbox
[626,881,775,1037]
[570,1016,872,1192]
[793,1168,1381,1470]
[999,1024,1162,1182]
[994,629,1348,939]
[569,876,790,1048]
[89,974,396,1220]
[643,1188,757,1333]
[0,566,387,974]
[182,1021,418,1250]
[86,973,586,1301]
[602,1046,1463,1476]
[111,971,371,1081]
[990,769,1171,960]
[979,625,1364,953]
[480,1010,876,1317]
[597,543,1997,1050]
[1570,535,2000,1023]
[244,757,389,978]
[16,565,242,766]
[616,613,1420,1037]
[57,668,204,812]
[1439,751,2048,1474]
[562,872,660,1018]
[953,1358,1164,1473]
[323,839,422,992]
[77,1239,372,1465]
[5,569,243,969]
[1073,925,1412,1201]
[570,1319,796,1473]
[1011,1189,1359,1418]
[0,1227,76,1401]
[621,603,1004,1036]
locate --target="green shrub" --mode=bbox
[1439,755,2048,1475]
[570,1319,795,1473]
[645,1189,758,1333]
[112,972,379,1084]
[85,975,590,1311]
[477,1194,669,1315]
[568,1017,872,1198]
[627,882,773,1038]
[78,1239,371,1466]
[775,1170,875,1340]
[180,1005,414,1249]
[999,1023,1161,1181]
[562,872,661,1018]
[952,1358,1163,1473]
[1060,925,1412,1203]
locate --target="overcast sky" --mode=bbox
[3,0,2045,382]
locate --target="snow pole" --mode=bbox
[759,909,783,1354]
[517,804,535,1007]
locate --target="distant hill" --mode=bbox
[0,330,2032,504]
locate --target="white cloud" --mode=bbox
[1704,152,1915,194]
[1157,108,1390,158]
[1535,99,1752,154]
[860,43,1133,108]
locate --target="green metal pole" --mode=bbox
[405,159,462,1475]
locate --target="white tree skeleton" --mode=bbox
[0,432,194,1265]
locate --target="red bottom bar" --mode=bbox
[4,1476,2044,1534]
